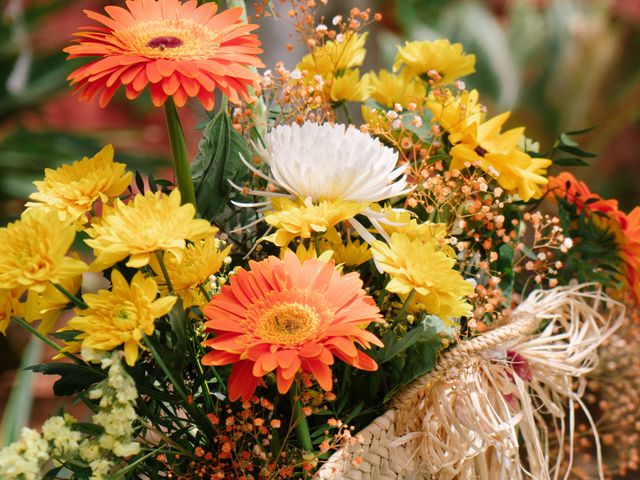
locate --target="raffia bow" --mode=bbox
[317,285,625,480]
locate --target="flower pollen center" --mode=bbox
[257,302,320,345]
[113,303,138,329]
[119,19,221,60]
[147,36,183,50]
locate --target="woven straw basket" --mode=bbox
[316,286,622,480]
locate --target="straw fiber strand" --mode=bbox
[317,285,624,480]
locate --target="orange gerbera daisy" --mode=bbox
[65,0,263,109]
[620,207,640,303]
[201,252,383,401]
[548,172,621,219]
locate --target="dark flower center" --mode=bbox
[474,145,488,157]
[147,36,184,50]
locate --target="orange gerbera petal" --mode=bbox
[202,251,383,401]
[65,0,263,110]
[548,172,622,220]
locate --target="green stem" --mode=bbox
[155,251,174,294]
[11,316,84,365]
[143,335,216,440]
[105,445,166,480]
[163,97,196,207]
[391,289,416,328]
[198,283,212,303]
[290,385,313,453]
[341,102,354,125]
[52,282,87,309]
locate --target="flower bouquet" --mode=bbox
[1,1,638,479]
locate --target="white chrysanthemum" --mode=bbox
[260,121,407,203]
[235,122,410,243]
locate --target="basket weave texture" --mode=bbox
[316,311,540,479]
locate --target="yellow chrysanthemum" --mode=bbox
[427,89,485,145]
[67,270,177,366]
[289,243,335,264]
[85,189,216,271]
[324,238,372,267]
[381,210,455,256]
[151,237,231,308]
[330,69,372,103]
[264,198,368,247]
[297,32,367,74]
[369,69,425,108]
[360,106,391,131]
[26,145,132,226]
[0,209,88,293]
[449,112,552,201]
[371,233,473,322]
[24,273,82,334]
[0,289,22,334]
[393,39,476,84]
[297,32,370,104]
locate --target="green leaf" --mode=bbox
[27,363,105,397]
[167,301,188,376]
[50,330,83,342]
[559,133,578,147]
[565,125,597,135]
[400,318,446,385]
[555,145,597,158]
[191,109,251,221]
[371,314,443,365]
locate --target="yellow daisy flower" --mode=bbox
[67,270,177,366]
[0,209,88,293]
[26,145,132,226]
[371,233,473,322]
[24,273,83,334]
[151,237,231,308]
[449,112,552,201]
[369,69,426,108]
[263,198,368,247]
[297,32,370,104]
[426,89,485,145]
[85,189,216,271]
[324,238,372,267]
[393,39,476,84]
[381,209,455,256]
[289,243,335,264]
[0,289,23,334]
[297,32,368,74]
[330,69,373,103]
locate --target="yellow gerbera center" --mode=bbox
[118,19,220,60]
[257,303,320,345]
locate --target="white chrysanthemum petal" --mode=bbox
[259,122,408,204]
